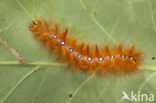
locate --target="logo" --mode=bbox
[121,91,154,102]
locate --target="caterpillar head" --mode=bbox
[29,20,42,32]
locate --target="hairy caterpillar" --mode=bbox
[29,19,143,75]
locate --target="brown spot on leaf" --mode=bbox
[151,57,155,60]
[39,66,45,71]
[69,94,73,98]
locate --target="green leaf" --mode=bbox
[0,0,156,103]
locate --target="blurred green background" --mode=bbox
[0,0,156,103]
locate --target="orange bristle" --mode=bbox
[29,19,143,75]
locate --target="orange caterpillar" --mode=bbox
[29,19,143,75]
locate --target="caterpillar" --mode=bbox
[29,19,143,75]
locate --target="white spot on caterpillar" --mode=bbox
[99,57,103,61]
[69,48,73,52]
[87,57,92,61]
[61,41,65,45]
[53,35,57,39]
[110,55,114,59]
[78,54,82,58]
